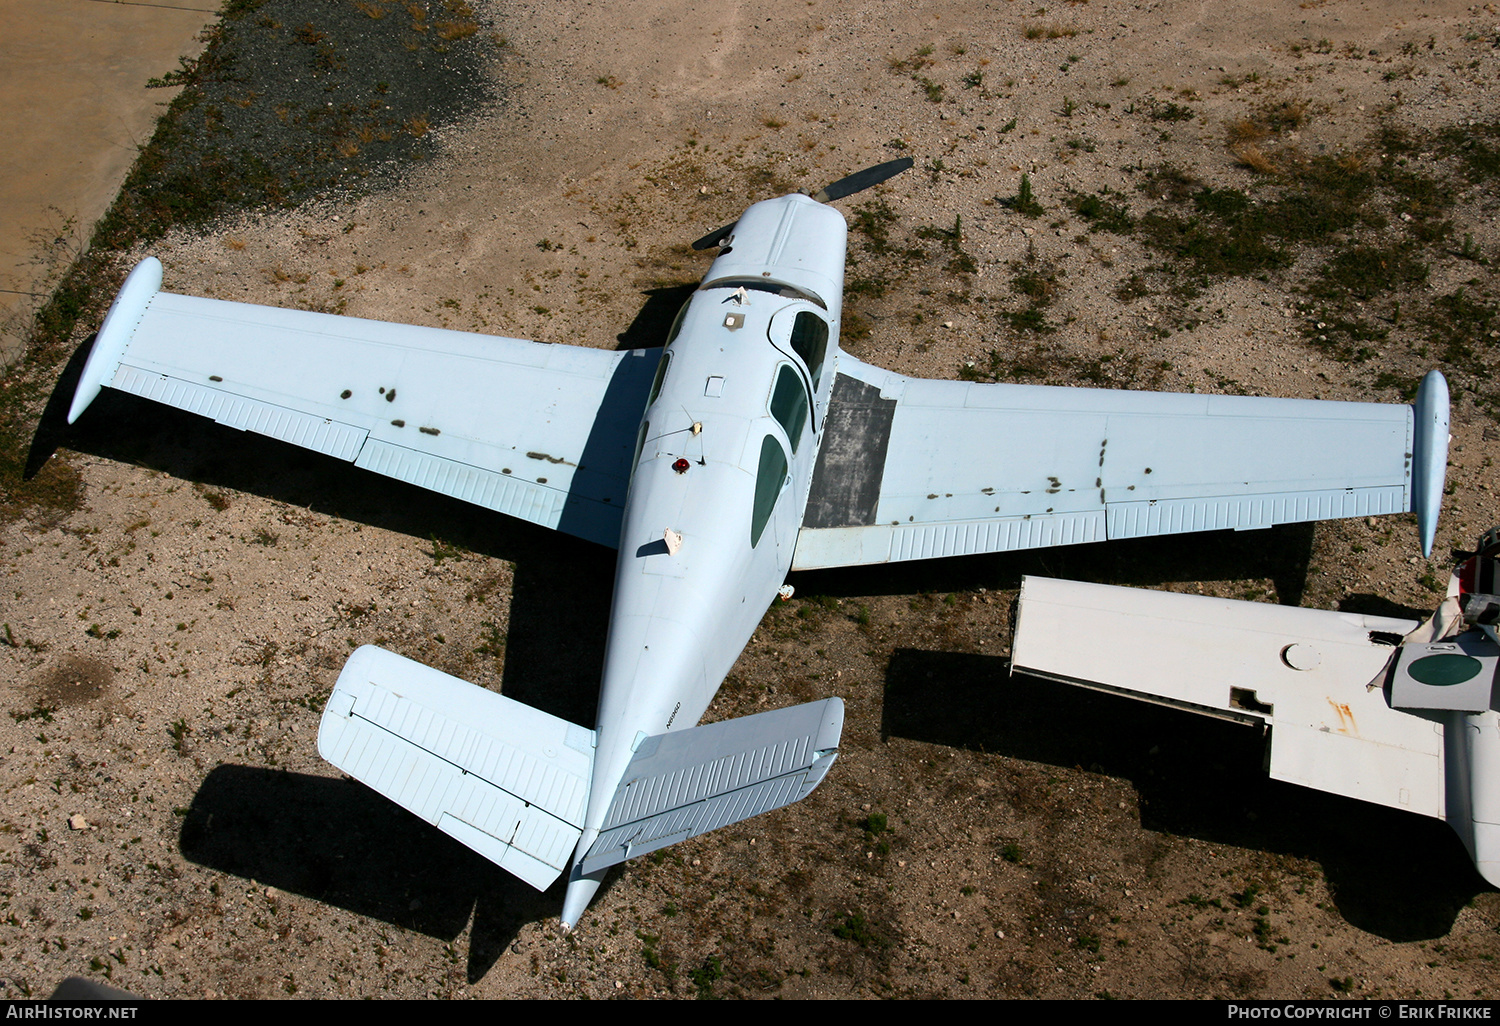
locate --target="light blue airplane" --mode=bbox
[64,159,1450,927]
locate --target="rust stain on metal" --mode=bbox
[1326,698,1358,736]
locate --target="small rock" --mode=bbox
[67,815,88,831]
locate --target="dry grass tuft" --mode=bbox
[1024,23,1079,39]
[1230,142,1279,174]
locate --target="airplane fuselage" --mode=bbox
[564,194,848,918]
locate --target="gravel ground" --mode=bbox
[4,0,1500,1000]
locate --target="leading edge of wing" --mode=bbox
[795,355,1448,569]
[69,259,660,548]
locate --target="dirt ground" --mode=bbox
[4,0,1500,1000]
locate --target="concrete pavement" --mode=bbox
[0,0,214,364]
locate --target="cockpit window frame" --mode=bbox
[789,310,829,392]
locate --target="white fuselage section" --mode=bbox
[571,194,847,885]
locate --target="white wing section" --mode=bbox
[796,356,1446,569]
[69,259,659,548]
[319,646,595,890]
[1010,576,1444,817]
[579,698,844,874]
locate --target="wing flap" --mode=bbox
[579,698,844,874]
[319,646,595,890]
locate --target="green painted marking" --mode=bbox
[1408,653,1484,687]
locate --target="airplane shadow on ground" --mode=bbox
[883,647,1485,943]
[33,332,620,724]
[33,330,637,979]
[179,765,583,982]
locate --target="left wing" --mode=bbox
[795,355,1448,569]
[68,259,660,548]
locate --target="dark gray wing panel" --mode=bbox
[802,373,895,529]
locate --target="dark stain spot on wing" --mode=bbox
[527,451,577,467]
[927,493,938,500]
[537,477,548,484]
[419,426,441,436]
[35,656,113,708]
[502,468,511,475]
[981,487,994,495]
[385,389,397,403]
[1046,476,1062,494]
[209,375,223,382]
[340,389,352,399]
[391,419,405,428]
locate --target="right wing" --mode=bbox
[795,355,1447,569]
[69,259,660,548]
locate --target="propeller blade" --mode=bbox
[691,222,737,251]
[812,157,915,203]
[691,157,914,248]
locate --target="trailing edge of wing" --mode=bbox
[795,357,1449,569]
[68,259,659,548]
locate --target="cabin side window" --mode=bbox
[768,364,810,454]
[646,351,671,409]
[789,311,829,390]
[664,299,692,345]
[751,435,788,548]
[633,420,650,466]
